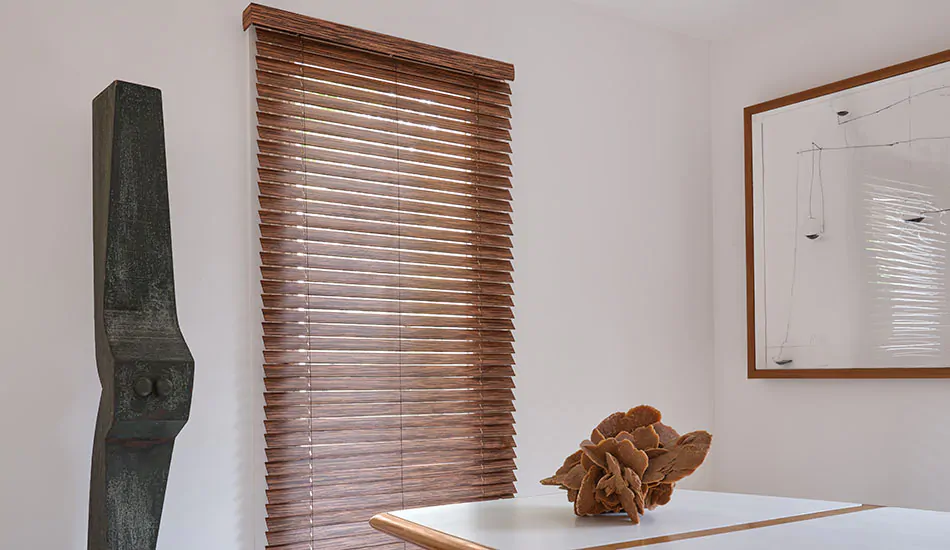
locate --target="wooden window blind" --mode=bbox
[243,5,517,549]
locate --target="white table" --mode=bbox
[649,506,950,549]
[370,490,906,549]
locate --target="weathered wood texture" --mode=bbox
[89,81,195,550]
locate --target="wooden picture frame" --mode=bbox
[745,48,950,379]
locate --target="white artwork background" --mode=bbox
[753,62,950,370]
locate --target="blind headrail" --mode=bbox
[242,3,516,81]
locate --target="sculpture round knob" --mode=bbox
[155,378,172,397]
[133,377,153,397]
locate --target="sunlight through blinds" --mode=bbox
[244,5,517,549]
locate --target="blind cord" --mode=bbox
[395,59,406,519]
[475,84,486,498]
[296,36,315,550]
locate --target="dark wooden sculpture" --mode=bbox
[89,81,194,550]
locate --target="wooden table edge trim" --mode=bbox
[370,512,495,550]
[370,504,882,550]
[580,504,884,550]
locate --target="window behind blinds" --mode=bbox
[243,5,517,549]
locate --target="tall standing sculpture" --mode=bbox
[89,81,194,550]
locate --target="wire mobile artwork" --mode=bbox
[745,50,950,378]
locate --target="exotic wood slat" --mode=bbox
[257,126,513,178]
[245,7,516,549]
[265,416,516,435]
[256,80,512,139]
[262,391,516,409]
[259,167,513,205]
[257,181,513,226]
[260,252,515,283]
[254,61,511,119]
[252,44,512,126]
[266,427,518,452]
[259,227,514,260]
[256,138,512,181]
[267,471,517,504]
[254,28,512,96]
[265,449,518,477]
[265,461,517,496]
[257,151,512,191]
[262,323,514,341]
[263,365,516,380]
[262,309,515,329]
[260,281,514,307]
[256,96,513,154]
[256,111,513,161]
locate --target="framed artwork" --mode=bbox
[745,49,950,378]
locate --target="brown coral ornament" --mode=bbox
[541,405,711,523]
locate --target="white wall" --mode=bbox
[710,0,950,512]
[0,1,714,548]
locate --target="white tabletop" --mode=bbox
[650,506,950,550]
[381,490,863,549]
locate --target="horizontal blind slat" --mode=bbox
[262,308,515,329]
[259,210,513,248]
[266,484,516,519]
[266,425,517,449]
[260,237,514,272]
[259,175,513,216]
[261,294,513,317]
[264,374,515,391]
[254,62,512,121]
[266,436,515,462]
[260,193,512,235]
[257,139,513,192]
[265,413,515,435]
[261,265,513,295]
[253,63,512,130]
[261,225,513,260]
[258,126,512,177]
[266,465,515,498]
[259,166,513,203]
[258,180,513,224]
[263,364,515,380]
[265,449,517,478]
[267,472,516,504]
[267,526,397,550]
[257,80,512,140]
[262,351,515,366]
[264,388,515,406]
[262,323,514,341]
[265,400,515,420]
[257,111,513,163]
[260,252,514,283]
[262,335,514,353]
[265,416,516,438]
[254,37,512,105]
[257,97,512,154]
[261,280,513,306]
[258,150,512,192]
[255,28,513,97]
